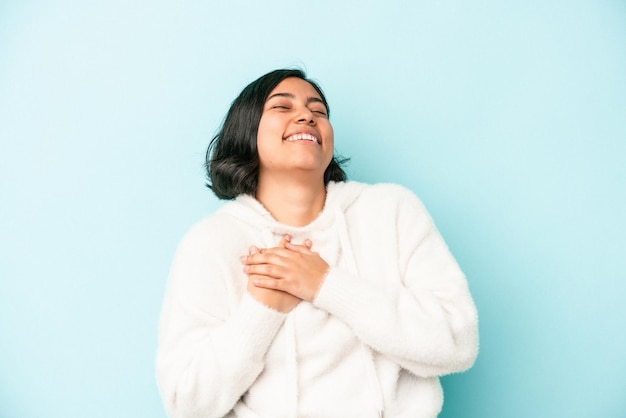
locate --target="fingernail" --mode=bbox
[240,256,246,263]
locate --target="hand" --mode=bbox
[241,235,329,302]
[244,235,301,313]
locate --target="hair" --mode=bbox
[206,68,348,200]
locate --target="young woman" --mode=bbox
[156,69,478,418]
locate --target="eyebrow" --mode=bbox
[266,92,326,106]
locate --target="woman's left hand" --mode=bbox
[241,237,329,302]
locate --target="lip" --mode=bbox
[283,129,321,145]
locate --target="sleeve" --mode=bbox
[156,220,287,418]
[312,188,478,378]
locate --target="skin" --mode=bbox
[241,77,333,312]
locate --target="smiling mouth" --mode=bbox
[284,133,321,144]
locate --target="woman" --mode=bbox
[156,69,478,418]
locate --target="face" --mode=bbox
[256,77,334,180]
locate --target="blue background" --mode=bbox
[1,1,625,417]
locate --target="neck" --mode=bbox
[256,174,327,227]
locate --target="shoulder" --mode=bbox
[335,182,434,238]
[360,182,420,201]
[341,181,427,213]
[175,202,243,253]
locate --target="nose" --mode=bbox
[297,116,315,125]
[295,107,315,125]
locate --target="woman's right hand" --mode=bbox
[244,235,301,313]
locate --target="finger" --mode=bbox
[253,235,289,256]
[240,246,261,264]
[244,263,285,279]
[252,275,286,291]
[304,239,313,249]
[284,241,315,254]
[245,247,294,263]
[263,235,291,253]
[277,234,291,248]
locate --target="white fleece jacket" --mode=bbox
[156,181,478,418]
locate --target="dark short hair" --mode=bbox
[206,68,348,200]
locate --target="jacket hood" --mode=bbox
[224,181,367,236]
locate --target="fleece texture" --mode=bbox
[156,181,478,418]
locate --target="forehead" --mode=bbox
[266,77,322,100]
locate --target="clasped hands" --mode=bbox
[241,234,329,313]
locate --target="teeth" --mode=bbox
[285,133,319,143]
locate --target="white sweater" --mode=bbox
[156,181,478,418]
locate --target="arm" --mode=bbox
[314,191,478,377]
[156,222,288,418]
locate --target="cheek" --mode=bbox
[256,136,272,165]
[257,117,274,143]
[324,124,335,149]
[323,126,335,167]
[256,117,280,166]
[256,116,270,139]
[257,115,284,143]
